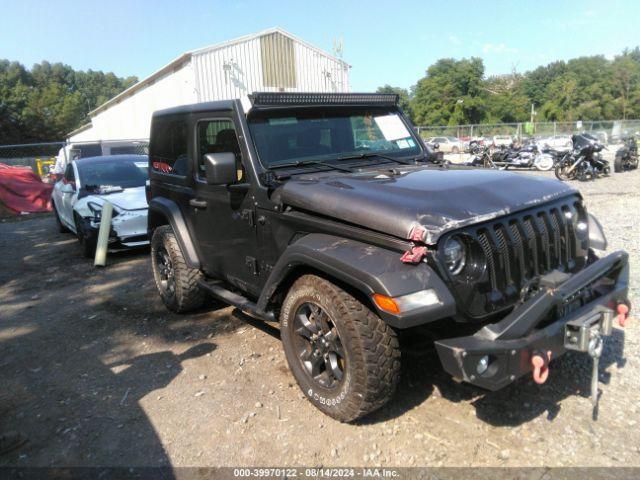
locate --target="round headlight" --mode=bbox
[444,237,466,275]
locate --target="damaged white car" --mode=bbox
[52,155,149,257]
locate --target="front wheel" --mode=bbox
[280,275,401,422]
[53,202,69,233]
[555,157,576,181]
[74,214,97,258]
[151,226,205,313]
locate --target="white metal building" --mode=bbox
[68,27,351,142]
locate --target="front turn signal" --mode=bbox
[372,294,401,315]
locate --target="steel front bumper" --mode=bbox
[435,251,630,391]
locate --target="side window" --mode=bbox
[197,119,244,182]
[64,164,75,183]
[150,119,188,175]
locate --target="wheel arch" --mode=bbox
[257,233,456,328]
[262,264,380,322]
[148,197,200,269]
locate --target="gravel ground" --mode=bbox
[0,164,639,468]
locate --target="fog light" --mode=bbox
[476,355,490,375]
[577,221,587,232]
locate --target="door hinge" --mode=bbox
[245,256,259,276]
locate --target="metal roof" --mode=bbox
[67,122,93,137]
[153,100,238,118]
[88,27,350,118]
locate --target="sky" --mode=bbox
[1,0,638,91]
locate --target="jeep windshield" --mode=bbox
[247,107,422,169]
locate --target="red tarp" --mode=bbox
[0,163,53,214]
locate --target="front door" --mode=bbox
[189,117,261,296]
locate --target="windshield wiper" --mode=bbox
[269,160,353,173]
[337,152,414,165]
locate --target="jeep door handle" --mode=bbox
[189,198,208,209]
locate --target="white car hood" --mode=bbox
[83,186,147,211]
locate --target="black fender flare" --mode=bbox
[257,233,456,328]
[148,197,200,269]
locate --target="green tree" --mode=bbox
[0,59,137,144]
[376,85,413,119]
[385,46,640,127]
[410,57,485,125]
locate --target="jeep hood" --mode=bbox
[279,167,578,244]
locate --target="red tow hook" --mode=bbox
[531,350,552,385]
[617,303,631,327]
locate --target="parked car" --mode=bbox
[429,136,463,153]
[491,135,514,147]
[539,135,573,149]
[51,140,149,182]
[588,130,609,145]
[52,154,150,257]
[146,92,631,423]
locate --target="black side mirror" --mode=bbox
[204,153,236,185]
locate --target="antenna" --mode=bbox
[332,36,344,59]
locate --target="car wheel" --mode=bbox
[53,202,69,233]
[74,214,97,258]
[280,275,401,422]
[151,225,205,313]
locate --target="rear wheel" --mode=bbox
[614,156,624,173]
[151,225,205,313]
[534,155,554,171]
[280,275,401,422]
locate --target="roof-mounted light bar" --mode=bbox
[248,92,399,107]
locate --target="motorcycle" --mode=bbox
[614,136,638,172]
[554,133,610,181]
[491,143,555,171]
[539,145,569,167]
[463,146,498,169]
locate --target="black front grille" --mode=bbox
[441,196,588,318]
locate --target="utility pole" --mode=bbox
[530,103,535,124]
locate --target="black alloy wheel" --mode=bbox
[155,246,176,298]
[293,302,346,389]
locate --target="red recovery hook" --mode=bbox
[617,303,631,327]
[531,350,552,385]
[401,226,428,264]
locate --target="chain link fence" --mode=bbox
[415,119,640,145]
[0,139,149,176]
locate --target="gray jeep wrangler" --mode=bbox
[147,92,631,422]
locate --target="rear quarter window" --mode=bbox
[150,118,189,176]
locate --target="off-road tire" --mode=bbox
[280,275,401,422]
[74,214,96,258]
[151,225,205,313]
[53,202,69,233]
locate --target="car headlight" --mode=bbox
[87,201,119,222]
[444,237,466,275]
[87,201,102,221]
